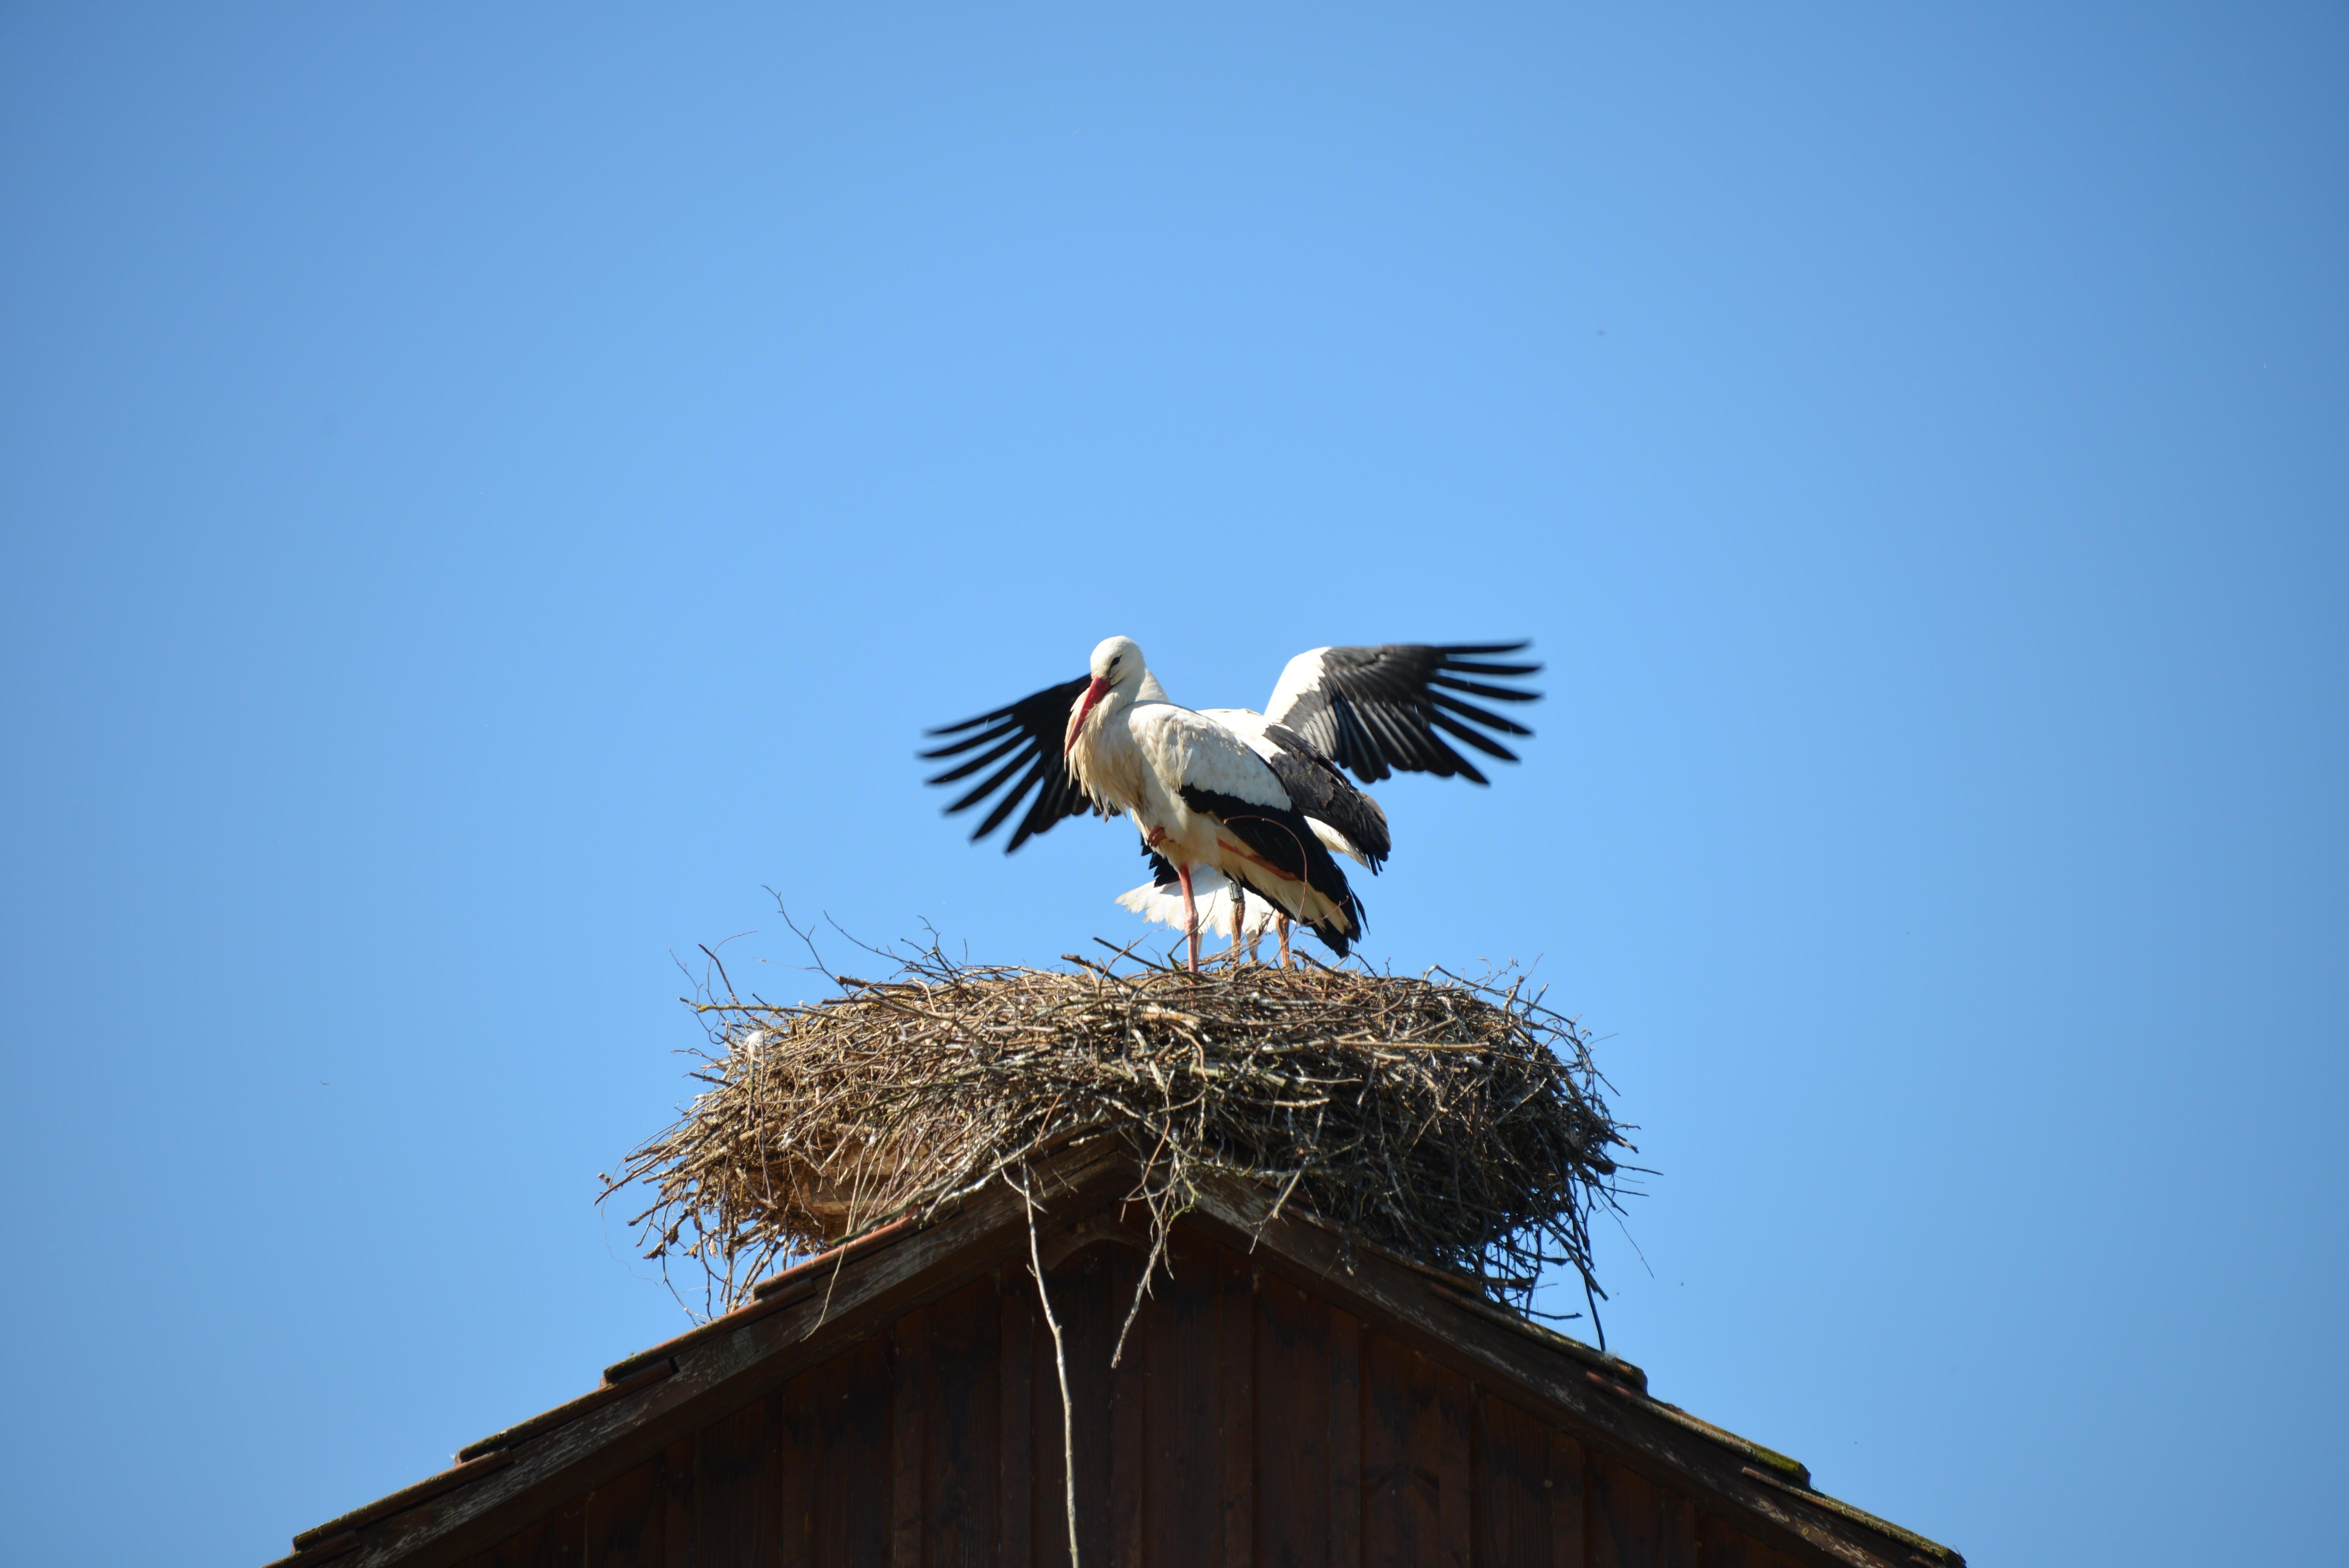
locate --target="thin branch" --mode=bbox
[1019,1168,1081,1568]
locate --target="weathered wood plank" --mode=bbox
[1145,1229,1223,1568]
[1253,1270,1329,1568]
[1062,1244,1116,1568]
[1031,1263,1069,1568]
[460,1362,678,1466]
[1549,1429,1586,1568]
[1030,1241,1116,1568]
[1178,1188,1903,1568]
[661,1437,693,1568]
[1436,1369,1471,1568]
[1662,1496,1698,1568]
[456,1515,541,1568]
[1361,1332,1437,1568]
[1586,1453,1663,1568]
[300,1452,516,1550]
[891,1309,927,1568]
[1474,1392,1549,1568]
[1219,1247,1255,1568]
[1326,1308,1362,1568]
[326,1144,1133,1568]
[695,1399,766,1568]
[815,1336,893,1568]
[300,1148,1933,1568]
[547,1497,585,1567]
[1109,1249,1148,1568]
[926,1278,1001,1568]
[460,1495,584,1568]
[1000,1270,1036,1568]
[1696,1512,1802,1568]
[773,1373,816,1568]
[583,1457,661,1568]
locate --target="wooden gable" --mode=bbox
[270,1144,1960,1568]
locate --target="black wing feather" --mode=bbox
[1426,673,1539,706]
[1176,783,1365,958]
[944,749,1041,815]
[924,729,1035,786]
[921,675,1093,852]
[1274,641,1542,785]
[1430,691,1534,738]
[971,758,1052,841]
[1429,712,1520,763]
[1259,723,1391,870]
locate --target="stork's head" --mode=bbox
[1066,635,1146,755]
[1089,635,1144,687]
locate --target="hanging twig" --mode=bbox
[1018,1167,1081,1568]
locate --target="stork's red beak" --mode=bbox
[1064,675,1111,756]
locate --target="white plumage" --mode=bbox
[1194,707,1379,867]
[1262,649,1335,731]
[1065,636,1360,971]
[1114,706,1376,954]
[1115,868,1280,945]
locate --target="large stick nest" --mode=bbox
[607,946,1633,1321]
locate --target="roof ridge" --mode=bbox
[269,1148,1964,1568]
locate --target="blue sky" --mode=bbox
[2,5,2342,1564]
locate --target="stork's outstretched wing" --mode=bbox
[1262,642,1541,785]
[1257,722,1391,870]
[921,675,1092,852]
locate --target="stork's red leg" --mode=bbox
[1276,913,1292,969]
[1229,883,1248,961]
[1175,862,1202,973]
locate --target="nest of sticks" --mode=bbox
[606,944,1633,1324]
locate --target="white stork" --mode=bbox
[1115,705,1390,964]
[1055,638,1362,971]
[923,636,1540,967]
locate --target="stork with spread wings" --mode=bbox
[923,639,1540,967]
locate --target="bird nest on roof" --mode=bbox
[606,946,1633,1323]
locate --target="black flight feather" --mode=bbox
[1259,722,1390,870]
[1270,641,1543,785]
[921,674,1093,852]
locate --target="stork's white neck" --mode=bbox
[1068,671,1154,814]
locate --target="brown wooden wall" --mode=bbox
[459,1228,1810,1568]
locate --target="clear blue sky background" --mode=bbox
[3,5,2342,1564]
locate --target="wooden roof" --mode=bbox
[267,1141,1962,1568]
